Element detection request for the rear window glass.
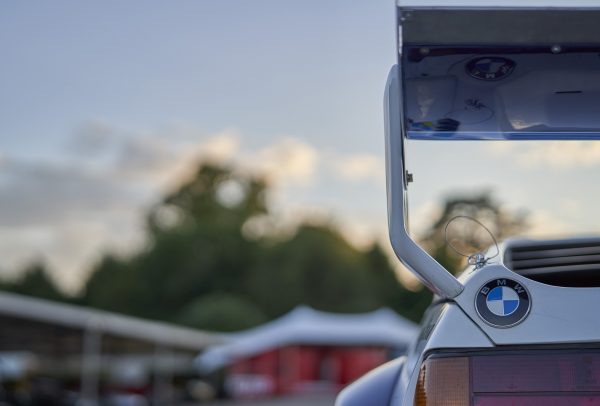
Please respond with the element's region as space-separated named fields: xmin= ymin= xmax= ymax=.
xmin=402 ymin=46 xmax=600 ymax=140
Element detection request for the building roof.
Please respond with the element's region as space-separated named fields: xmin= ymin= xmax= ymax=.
xmin=0 ymin=291 xmax=223 ymax=351
xmin=195 ymin=306 xmax=419 ymax=373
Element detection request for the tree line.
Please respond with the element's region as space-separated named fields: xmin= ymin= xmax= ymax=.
xmin=0 ymin=163 xmax=526 ymax=330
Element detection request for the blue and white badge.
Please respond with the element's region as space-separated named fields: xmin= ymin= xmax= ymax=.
xmin=466 ymin=57 xmax=516 ymax=81
xmin=475 ymin=278 xmax=530 ymax=328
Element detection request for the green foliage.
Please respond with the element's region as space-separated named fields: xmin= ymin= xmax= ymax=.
xmin=78 ymin=164 xmax=266 ymax=322
xmin=176 ymin=293 xmax=267 ymax=332
xmin=365 ymin=244 xmax=433 ymax=323
xmin=76 ymin=162 xmax=429 ymax=326
xmin=245 ymin=225 xmax=382 ymax=318
xmin=4 ymin=263 xmax=65 ymax=302
xmin=1 ymin=162 xmax=527 ymax=328
xmin=419 ymin=192 xmax=528 ymax=274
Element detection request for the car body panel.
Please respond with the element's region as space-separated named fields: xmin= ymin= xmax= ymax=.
xmin=335 ymin=357 xmax=405 ymax=406
xmin=454 ymin=264 xmax=600 ymax=345
xmin=395 ymin=303 xmax=494 ymax=405
xmin=338 ymin=3 xmax=600 ymax=405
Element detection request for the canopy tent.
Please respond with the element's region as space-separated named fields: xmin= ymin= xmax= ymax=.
xmin=195 ymin=306 xmax=418 ymax=373
xmin=0 ymin=291 xmax=224 ymax=404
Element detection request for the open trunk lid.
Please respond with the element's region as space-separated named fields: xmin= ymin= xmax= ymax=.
xmin=397 ymin=2 xmax=600 ymax=140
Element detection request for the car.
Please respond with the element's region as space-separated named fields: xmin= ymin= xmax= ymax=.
xmin=337 ymin=2 xmax=600 ymax=405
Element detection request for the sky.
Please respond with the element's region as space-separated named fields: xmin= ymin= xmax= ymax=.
xmin=0 ymin=1 xmax=398 ymax=291
xmin=1 ymin=1 xmax=600 ymax=292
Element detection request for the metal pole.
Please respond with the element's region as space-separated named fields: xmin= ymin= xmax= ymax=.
xmin=80 ymin=318 xmax=103 ymax=406
xmin=152 ymin=344 xmax=173 ymax=406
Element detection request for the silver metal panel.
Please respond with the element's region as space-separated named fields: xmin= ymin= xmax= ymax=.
xmin=385 ymin=66 xmax=464 ymax=299
xmin=400 ymin=9 xmax=600 ymax=45
xmin=335 ymin=357 xmax=406 ymax=406
xmin=397 ymin=0 xmax=600 ymax=8
xmin=455 ymin=264 xmax=600 ymax=345
xmin=426 ymin=305 xmax=495 ymax=350
xmin=393 ymin=304 xmax=494 ymax=405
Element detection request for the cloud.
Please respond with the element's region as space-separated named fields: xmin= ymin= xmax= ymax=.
xmin=0 ymin=122 xmax=393 ymax=292
xmin=0 ymin=124 xmax=326 ymax=290
xmin=487 ymin=141 xmax=600 ymax=169
xmin=197 ymin=130 xmax=240 ymax=162
xmin=114 ymin=128 xmax=241 ymax=181
xmin=409 ymin=199 xmax=442 ymax=237
xmin=0 ymin=159 xmax=138 ymax=227
xmin=558 ymin=198 xmax=581 ymax=215
xmin=526 ymin=210 xmax=575 ymax=238
xmin=150 ymin=129 xmax=241 ymax=189
xmin=66 ymin=121 xmax=242 ymax=192
xmin=67 ymin=121 xmax=240 ymax=181
xmin=0 ymin=216 xmax=145 ymax=294
xmin=248 ymin=137 xmax=319 ymax=187
xmin=68 ymin=120 xmax=118 ymax=156
xmin=0 ymin=123 xmax=244 ymax=291
xmin=332 ymin=154 xmax=384 ymax=183
xmin=0 ymin=156 xmax=150 ymax=291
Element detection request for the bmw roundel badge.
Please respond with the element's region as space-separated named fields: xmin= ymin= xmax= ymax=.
xmin=475 ymin=278 xmax=531 ymax=328
xmin=466 ymin=57 xmax=516 ymax=81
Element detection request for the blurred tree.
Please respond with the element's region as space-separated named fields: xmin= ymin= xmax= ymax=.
xmin=365 ymin=244 xmax=433 ymax=323
xmin=245 ymin=225 xmax=381 ymax=318
xmin=81 ymin=163 xmax=267 ymax=321
xmin=419 ymin=191 xmax=528 ymax=274
xmin=5 ymin=263 xmax=65 ymax=302
xmin=1 ymin=162 xmax=528 ymax=328
xmin=176 ymin=293 xmax=267 ymax=332
xmin=78 ymin=162 xmax=434 ymax=326
xmin=375 ymin=191 xmax=529 ymax=319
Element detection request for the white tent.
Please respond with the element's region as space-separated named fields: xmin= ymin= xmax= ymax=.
xmin=195 ymin=306 xmax=419 ymax=373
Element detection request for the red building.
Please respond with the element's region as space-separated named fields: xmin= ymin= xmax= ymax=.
xmin=196 ymin=307 xmax=418 ymax=399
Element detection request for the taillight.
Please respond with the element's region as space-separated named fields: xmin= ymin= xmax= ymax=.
xmin=415 ymin=349 xmax=600 ymax=406
xmin=415 ymin=356 xmax=470 ymax=405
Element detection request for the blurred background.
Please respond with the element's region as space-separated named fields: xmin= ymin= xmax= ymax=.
xmin=1 ymin=1 xmax=599 ymax=405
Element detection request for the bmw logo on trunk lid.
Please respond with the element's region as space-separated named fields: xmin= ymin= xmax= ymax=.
xmin=466 ymin=57 xmax=516 ymax=81
xmin=475 ymin=278 xmax=531 ymax=328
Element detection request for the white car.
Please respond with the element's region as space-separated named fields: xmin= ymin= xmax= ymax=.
xmin=338 ymin=2 xmax=600 ymax=405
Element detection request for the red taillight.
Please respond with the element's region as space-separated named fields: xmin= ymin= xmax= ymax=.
xmin=415 ymin=350 xmax=600 ymax=406
xmin=474 ymin=396 xmax=600 ymax=406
